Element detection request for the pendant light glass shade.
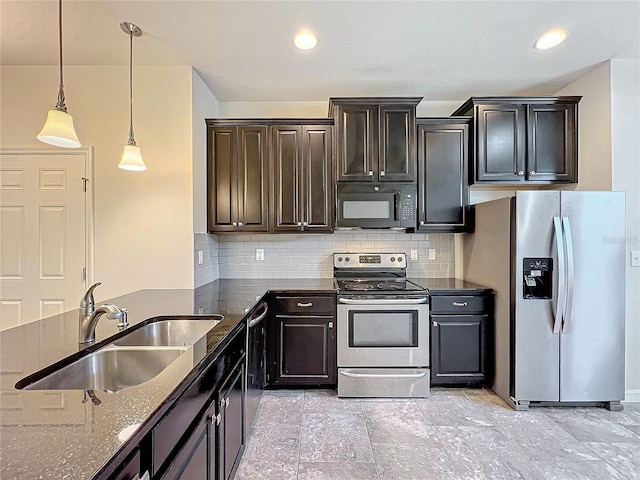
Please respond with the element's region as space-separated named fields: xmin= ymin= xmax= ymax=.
xmin=37 ymin=0 xmax=81 ymax=148
xmin=119 ymin=22 xmax=146 ymax=171
xmin=37 ymin=109 xmax=81 ymax=148
xmin=119 ymin=144 xmax=146 ymax=171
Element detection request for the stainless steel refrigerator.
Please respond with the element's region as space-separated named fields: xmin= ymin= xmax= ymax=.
xmin=463 ymin=191 xmax=625 ymax=410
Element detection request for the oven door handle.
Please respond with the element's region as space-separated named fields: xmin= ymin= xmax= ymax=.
xmin=338 ymin=297 xmax=428 ymax=305
xmin=339 ymin=370 xmax=429 ymax=379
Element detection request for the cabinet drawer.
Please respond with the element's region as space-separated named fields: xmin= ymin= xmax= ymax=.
xmin=274 ymin=295 xmax=335 ymax=314
xmin=430 ymin=295 xmax=488 ymax=314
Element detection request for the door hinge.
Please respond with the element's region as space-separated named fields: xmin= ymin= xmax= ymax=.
xmin=82 ymin=177 xmax=89 ymax=192
xmin=82 ymin=267 xmax=86 ymax=281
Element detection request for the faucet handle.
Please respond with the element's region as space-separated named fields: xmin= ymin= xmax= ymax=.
xmin=117 ymin=308 xmax=129 ymax=331
xmin=80 ymin=282 xmax=102 ymax=312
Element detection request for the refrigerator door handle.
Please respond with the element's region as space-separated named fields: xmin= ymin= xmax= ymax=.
xmin=562 ymin=216 xmax=575 ymax=334
xmin=553 ymin=216 xmax=566 ymax=334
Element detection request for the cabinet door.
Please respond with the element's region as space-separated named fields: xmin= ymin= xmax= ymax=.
xmin=274 ymin=315 xmax=336 ymax=385
xmin=302 ymin=125 xmax=333 ymax=232
xmin=430 ymin=314 xmax=487 ymax=385
xmin=271 ymin=125 xmax=303 ymax=231
xmin=526 ymin=103 xmax=577 ymax=182
xmin=217 ymin=359 xmax=246 ymax=480
xmin=208 ymin=126 xmax=238 ymax=232
xmin=159 ymin=420 xmax=208 ymax=480
xmin=379 ymin=104 xmax=416 ymax=182
xmin=417 ymin=120 xmax=470 ymax=232
xmin=335 ymin=105 xmax=377 ymax=181
xmin=475 ymin=104 xmax=526 ymax=182
xmin=237 ymin=126 xmax=268 ymax=231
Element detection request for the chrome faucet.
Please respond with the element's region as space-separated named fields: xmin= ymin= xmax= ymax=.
xmin=78 ymin=282 xmax=129 ymax=344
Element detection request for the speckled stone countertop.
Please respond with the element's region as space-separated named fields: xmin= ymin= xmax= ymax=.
xmin=0 ymin=278 xmax=335 ymax=480
xmin=408 ymin=278 xmax=493 ymax=294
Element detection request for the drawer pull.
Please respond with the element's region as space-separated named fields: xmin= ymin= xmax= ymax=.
xmin=432 ymin=321 xmax=438 ymax=327
xmin=211 ymin=413 xmax=221 ymax=426
xmin=297 ymin=302 xmax=313 ymax=307
xmin=452 ymin=302 xmax=468 ymax=307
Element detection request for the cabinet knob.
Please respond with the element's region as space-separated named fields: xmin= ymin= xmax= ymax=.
xmin=328 ymin=322 xmax=334 ymax=329
xmin=517 ymin=171 xmax=524 ymax=176
xmin=420 ymin=221 xmax=425 ymax=226
xmin=211 ymin=413 xmax=221 ymax=426
xmin=297 ymin=222 xmax=302 ymax=226
xmin=232 ymin=222 xmax=238 ymax=227
xmin=380 ymin=170 xmax=385 ymax=176
xmin=238 ymin=222 xmax=243 ymax=227
xmin=303 ymin=221 xmax=308 ymax=227
xmin=432 ymin=321 xmax=438 ymax=327
xmin=225 ymin=397 xmax=230 ymax=408
xmin=368 ymin=171 xmax=374 ymax=176
xmin=529 ymin=171 xmax=536 ymax=175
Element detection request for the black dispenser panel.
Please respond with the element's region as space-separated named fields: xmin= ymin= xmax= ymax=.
xmin=523 ymin=257 xmax=552 ymax=299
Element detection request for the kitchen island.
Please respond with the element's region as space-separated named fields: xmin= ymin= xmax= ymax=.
xmin=0 ymin=279 xmax=332 ymax=480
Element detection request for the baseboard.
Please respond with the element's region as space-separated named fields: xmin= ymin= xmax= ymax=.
xmin=624 ymin=389 xmax=640 ymax=402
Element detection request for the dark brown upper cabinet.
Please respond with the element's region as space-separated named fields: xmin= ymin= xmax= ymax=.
xmin=329 ymin=97 xmax=422 ymax=182
xmin=452 ymin=97 xmax=580 ymax=185
xmin=416 ymin=118 xmax=472 ymax=233
xmin=270 ymin=122 xmax=333 ymax=233
xmin=207 ymin=122 xmax=268 ymax=232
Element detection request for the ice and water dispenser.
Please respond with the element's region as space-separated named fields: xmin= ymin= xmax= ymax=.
xmin=523 ymin=258 xmax=552 ymax=299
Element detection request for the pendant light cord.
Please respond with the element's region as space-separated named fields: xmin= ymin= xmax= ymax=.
xmin=127 ymin=26 xmax=136 ymax=145
xmin=55 ymin=0 xmax=67 ymax=112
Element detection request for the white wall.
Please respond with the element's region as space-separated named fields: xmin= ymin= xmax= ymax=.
xmin=1 ymin=65 xmax=196 ymax=300
xmin=555 ymin=62 xmax=613 ymax=190
xmin=555 ymin=59 xmax=640 ymax=398
xmin=610 ymin=59 xmax=640 ymax=398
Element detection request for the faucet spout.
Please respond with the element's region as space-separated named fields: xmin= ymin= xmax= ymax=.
xmin=78 ymin=283 xmax=128 ymax=344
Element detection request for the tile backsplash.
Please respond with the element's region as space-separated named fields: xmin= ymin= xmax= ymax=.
xmin=196 ymin=231 xmax=455 ymax=280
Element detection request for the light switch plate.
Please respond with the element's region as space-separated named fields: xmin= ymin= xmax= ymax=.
xmin=632 ymin=250 xmax=640 ymax=267
xmin=428 ymin=249 xmax=437 ymax=260
xmin=197 ymin=250 xmax=203 ymax=265
xmin=410 ymin=249 xmax=418 ymax=261
xmin=256 ymin=248 xmax=264 ymax=261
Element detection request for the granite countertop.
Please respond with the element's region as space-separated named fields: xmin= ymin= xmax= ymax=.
xmin=0 ymin=278 xmax=335 ymax=480
xmin=409 ymin=277 xmax=493 ymax=294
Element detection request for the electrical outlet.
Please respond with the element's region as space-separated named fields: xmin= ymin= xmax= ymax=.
xmin=632 ymin=251 xmax=640 ymax=267
xmin=256 ymin=248 xmax=264 ymax=261
xmin=197 ymin=250 xmax=203 ymax=265
xmin=198 ymin=306 xmax=204 ymax=314
xmin=410 ymin=249 xmax=418 ymax=261
xmin=428 ymin=249 xmax=437 ymax=261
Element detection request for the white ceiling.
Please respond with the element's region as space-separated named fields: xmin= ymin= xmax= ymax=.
xmin=2 ymin=0 xmax=639 ymax=102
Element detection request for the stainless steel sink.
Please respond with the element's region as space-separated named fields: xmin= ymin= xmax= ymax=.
xmin=20 ymin=346 xmax=188 ymax=391
xmin=111 ymin=317 xmax=222 ymax=347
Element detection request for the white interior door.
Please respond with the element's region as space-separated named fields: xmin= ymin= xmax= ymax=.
xmin=0 ymin=149 xmax=92 ymax=330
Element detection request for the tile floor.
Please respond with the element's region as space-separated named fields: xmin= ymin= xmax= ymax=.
xmin=235 ymin=388 xmax=640 ymax=480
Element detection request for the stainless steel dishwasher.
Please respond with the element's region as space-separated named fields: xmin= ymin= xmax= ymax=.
xmin=245 ymin=301 xmax=268 ymax=433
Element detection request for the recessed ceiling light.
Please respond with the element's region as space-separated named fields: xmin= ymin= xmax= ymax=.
xmin=294 ymin=32 xmax=318 ymax=50
xmin=534 ymin=29 xmax=568 ymax=50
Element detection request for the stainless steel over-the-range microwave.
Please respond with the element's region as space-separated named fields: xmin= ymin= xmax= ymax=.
xmin=335 ymin=183 xmax=417 ymax=229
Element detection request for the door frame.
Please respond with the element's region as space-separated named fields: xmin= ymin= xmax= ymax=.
xmin=0 ymin=147 xmax=95 ymax=291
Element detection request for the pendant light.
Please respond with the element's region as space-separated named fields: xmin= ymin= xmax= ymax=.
xmin=118 ymin=22 xmax=146 ymax=171
xmin=37 ymin=0 xmax=81 ymax=148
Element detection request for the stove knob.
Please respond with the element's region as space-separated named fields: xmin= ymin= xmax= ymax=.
xmin=337 ymin=257 xmax=343 ymax=262
xmin=345 ymin=257 xmax=350 ymax=262
xmin=390 ymin=257 xmax=395 ymax=262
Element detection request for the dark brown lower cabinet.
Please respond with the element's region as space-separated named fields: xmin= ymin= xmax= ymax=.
xmin=159 ymin=420 xmax=208 ymax=480
xmin=267 ymin=294 xmax=336 ymax=386
xmin=215 ymin=358 xmax=246 ymax=480
xmin=430 ymin=293 xmax=493 ymax=386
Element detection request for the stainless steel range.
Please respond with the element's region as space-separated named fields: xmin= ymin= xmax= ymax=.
xmin=334 ymin=253 xmax=430 ymax=398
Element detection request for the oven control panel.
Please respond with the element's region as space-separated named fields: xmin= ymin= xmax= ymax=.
xmin=334 ymin=253 xmax=406 ymax=268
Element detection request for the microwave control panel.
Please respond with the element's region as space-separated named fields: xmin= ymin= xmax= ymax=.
xmin=400 ymin=191 xmax=416 ymax=222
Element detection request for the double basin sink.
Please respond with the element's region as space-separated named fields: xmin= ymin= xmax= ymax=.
xmin=16 ymin=317 xmax=223 ymax=392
